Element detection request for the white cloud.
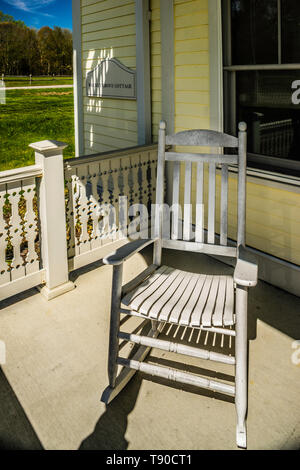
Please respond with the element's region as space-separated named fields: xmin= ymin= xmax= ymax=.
xmin=3 ymin=0 xmax=56 ymax=15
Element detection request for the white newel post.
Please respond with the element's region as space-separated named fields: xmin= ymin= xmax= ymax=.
xmin=29 ymin=140 xmax=74 ymax=300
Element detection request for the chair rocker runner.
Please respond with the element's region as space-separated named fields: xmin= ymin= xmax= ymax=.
xmin=101 ymin=121 xmax=258 ymax=449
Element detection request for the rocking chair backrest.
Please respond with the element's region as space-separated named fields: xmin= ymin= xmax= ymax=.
xmin=154 ymin=121 xmax=247 ymax=260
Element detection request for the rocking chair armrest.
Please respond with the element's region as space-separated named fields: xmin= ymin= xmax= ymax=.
xmin=103 ymin=238 xmax=158 ymax=266
xmin=234 ymin=245 xmax=258 ymax=288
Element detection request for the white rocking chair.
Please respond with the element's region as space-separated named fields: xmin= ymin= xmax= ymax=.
xmin=101 ymin=121 xmax=258 ymax=449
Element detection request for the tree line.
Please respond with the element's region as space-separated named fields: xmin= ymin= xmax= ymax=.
xmin=0 ymin=11 xmax=73 ymax=76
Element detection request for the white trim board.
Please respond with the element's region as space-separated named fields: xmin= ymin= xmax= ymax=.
xmin=72 ymin=0 xmax=84 ymax=157
xmin=208 ymin=0 xmax=223 ymax=132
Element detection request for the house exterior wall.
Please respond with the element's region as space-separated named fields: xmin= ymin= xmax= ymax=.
xmin=77 ymin=0 xmax=300 ymax=271
xmin=81 ymin=0 xmax=138 ymax=154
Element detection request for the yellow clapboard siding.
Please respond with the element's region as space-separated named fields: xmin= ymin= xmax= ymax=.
xmin=84 ymin=124 xmax=137 ymax=144
xmin=82 ymin=24 xmax=136 ymax=43
xmin=82 ymin=0 xmax=133 ymax=16
xmin=82 ymin=0 xmax=137 ymax=154
xmin=176 ymin=103 xmax=209 ymax=117
xmin=150 ymin=0 xmax=161 ymax=142
xmin=175 ymin=65 xmax=209 ymax=78
xmin=175 ymin=51 xmax=209 ymax=66
xmin=84 ymin=97 xmax=137 ymax=112
xmin=176 ymin=78 xmax=209 ymax=91
xmin=176 ymin=91 xmax=209 ymax=105
xmin=84 ymin=131 xmax=137 ymax=149
xmin=82 ymin=4 xmax=135 ymax=26
xmin=84 ymin=140 xmax=118 ymax=154
xmin=82 ymin=35 xmax=136 ymax=52
xmin=84 ymin=113 xmax=137 ymax=133
xmin=175 ymin=25 xmax=208 ymax=41
xmin=83 ymin=46 xmax=136 ymax=61
xmin=84 ymin=56 xmax=136 ymax=70
xmin=175 ymin=38 xmax=209 ymax=53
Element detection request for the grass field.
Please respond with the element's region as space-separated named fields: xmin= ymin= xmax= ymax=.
xmin=0 ymin=88 xmax=75 ymax=171
xmin=2 ymin=76 xmax=73 ymax=88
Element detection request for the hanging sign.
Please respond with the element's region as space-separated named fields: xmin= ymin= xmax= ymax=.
xmin=86 ymin=58 xmax=136 ymax=100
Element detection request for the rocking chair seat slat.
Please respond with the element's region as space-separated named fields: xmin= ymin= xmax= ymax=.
xmin=121 ymin=266 xmax=235 ymax=328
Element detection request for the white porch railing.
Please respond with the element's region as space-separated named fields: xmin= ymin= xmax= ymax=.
xmin=0 ymin=165 xmax=44 ymax=301
xmin=0 ymin=142 xmax=158 ymax=302
xmin=64 ymin=145 xmax=158 ymax=271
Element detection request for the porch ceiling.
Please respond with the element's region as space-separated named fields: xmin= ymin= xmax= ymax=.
xmin=0 ymin=248 xmax=299 ymax=450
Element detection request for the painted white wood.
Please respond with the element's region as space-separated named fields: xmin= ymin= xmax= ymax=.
xmin=122 ymin=264 xmax=158 ymax=296
xmin=234 ymin=245 xmax=258 ymax=287
xmin=208 ymin=163 xmax=216 ymax=244
xmin=72 ymin=0 xmax=84 ymax=157
xmin=30 ymin=140 xmax=74 ymax=297
xmin=0 ymin=269 xmax=46 ymax=302
xmin=212 ymin=276 xmax=227 ymax=327
xmin=23 ymin=177 xmax=40 ymax=276
xmin=136 ymin=0 xmax=152 ymax=145
xmin=101 ymin=323 xmax=164 ymax=405
xmin=104 ymin=238 xmax=156 ymax=265
xmin=149 ymin=269 xmax=189 ymax=320
xmin=178 ymin=274 xmax=206 ymax=326
xmin=195 ymin=163 xmax=204 ymax=243
xmin=190 ymin=276 xmax=213 ymax=327
xmin=122 ymin=265 xmax=170 ymax=307
xmin=162 ymin=239 xmax=237 ymax=257
xmin=0 ymin=183 xmax=10 ymax=285
xmin=160 ymin=271 xmax=194 ymax=322
xmin=165 ymin=152 xmax=238 ymax=165
xmin=165 ymin=129 xmax=238 ymax=147
xmin=223 ymin=276 xmax=235 ymax=326
xmin=7 ymin=180 xmax=24 ymax=281
xmin=183 ymin=162 xmax=192 ymax=241
xmin=171 ymin=161 xmax=180 ymax=240
xmin=119 ymin=331 xmax=236 ymax=365
xmin=237 ymin=122 xmax=247 ymax=247
xmin=201 ymin=276 xmax=220 ymax=327
xmin=0 ymin=165 xmax=42 ymax=184
xmin=235 ymin=285 xmax=248 ymax=448
xmin=220 ymin=165 xmax=228 ymax=246
xmin=138 ymin=268 xmax=180 ymax=314
xmin=118 ymin=357 xmax=235 ymax=396
xmin=209 ymin=0 xmax=224 ymax=133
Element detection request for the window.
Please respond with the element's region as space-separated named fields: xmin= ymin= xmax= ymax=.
xmin=222 ymin=0 xmax=300 ymax=175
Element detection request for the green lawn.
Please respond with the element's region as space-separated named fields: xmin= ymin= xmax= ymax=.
xmin=0 ymin=88 xmax=75 ymax=171
xmin=2 ymin=76 xmax=73 ymax=88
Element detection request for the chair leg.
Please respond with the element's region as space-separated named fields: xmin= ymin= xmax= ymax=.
xmin=107 ymin=264 xmax=123 ymax=388
xmin=235 ymin=285 xmax=248 ymax=449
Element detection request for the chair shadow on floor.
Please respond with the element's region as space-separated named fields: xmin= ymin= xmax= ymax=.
xmin=79 ymin=319 xmax=236 ymax=450
xmin=79 ymin=247 xmax=300 ymax=450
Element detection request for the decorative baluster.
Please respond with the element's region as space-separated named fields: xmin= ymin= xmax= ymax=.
xmin=0 ymin=184 xmax=10 ymax=285
xmin=98 ymin=158 xmax=111 ymax=245
xmin=77 ymin=165 xmax=91 ymax=254
xmin=118 ymin=159 xmax=127 ymax=240
xmin=7 ymin=181 xmax=25 ymax=281
xmin=89 ymin=161 xmax=102 ymax=251
xmin=64 ymin=166 xmax=76 ymax=260
xmin=110 ymin=157 xmax=121 ymax=240
xmin=23 ymin=177 xmax=39 ymax=275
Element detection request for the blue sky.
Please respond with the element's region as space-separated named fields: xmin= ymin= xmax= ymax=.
xmin=0 ymin=0 xmax=72 ymax=30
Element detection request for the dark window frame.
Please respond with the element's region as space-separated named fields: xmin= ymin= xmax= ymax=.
xmin=222 ymin=0 xmax=300 ymax=176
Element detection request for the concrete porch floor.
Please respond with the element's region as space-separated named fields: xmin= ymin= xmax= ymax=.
xmin=0 ymin=247 xmax=299 ymax=450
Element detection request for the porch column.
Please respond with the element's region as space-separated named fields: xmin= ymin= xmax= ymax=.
xmin=136 ymin=0 xmax=152 ymax=145
xmin=30 ymin=140 xmax=74 ymax=300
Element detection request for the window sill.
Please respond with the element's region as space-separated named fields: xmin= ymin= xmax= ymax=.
xmin=224 ymin=165 xmax=300 ymax=193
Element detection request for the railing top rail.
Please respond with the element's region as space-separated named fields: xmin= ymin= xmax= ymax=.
xmin=0 ymin=164 xmax=43 ymax=185
xmin=64 ymin=143 xmax=158 ymax=169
